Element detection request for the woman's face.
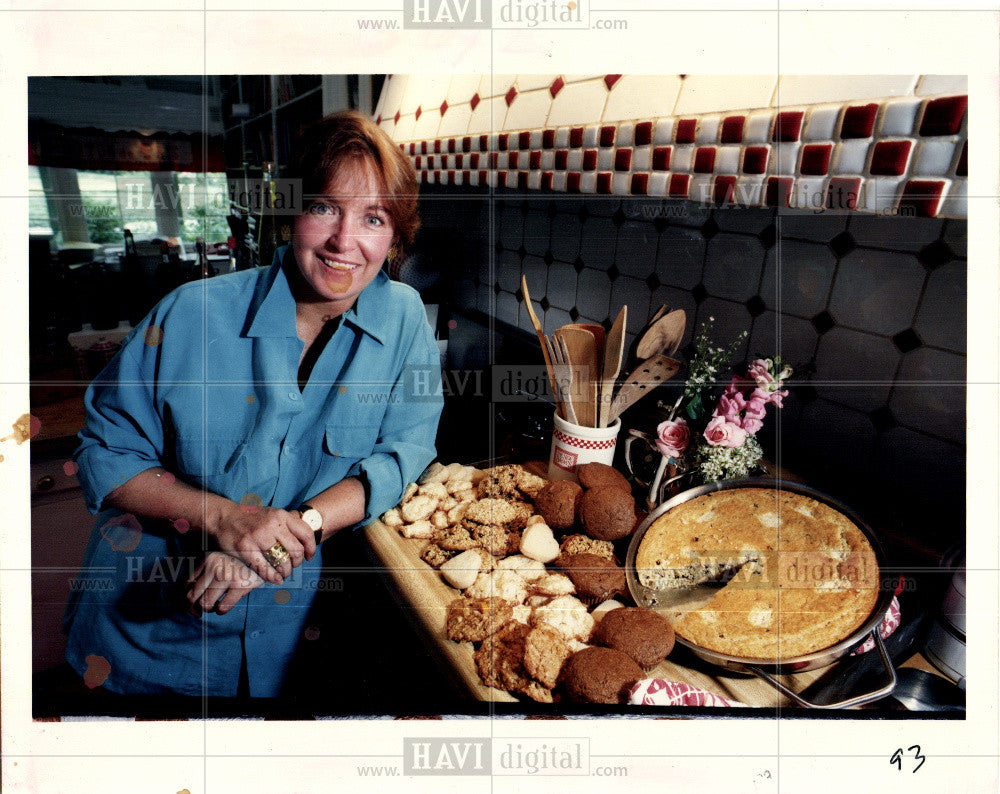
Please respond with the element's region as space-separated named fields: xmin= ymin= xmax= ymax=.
xmin=292 ymin=155 xmax=395 ymax=315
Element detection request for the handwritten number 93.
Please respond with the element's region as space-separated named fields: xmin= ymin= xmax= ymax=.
xmin=891 ymin=745 xmax=926 ymax=773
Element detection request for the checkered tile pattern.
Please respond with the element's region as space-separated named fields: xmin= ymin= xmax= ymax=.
xmin=391 ymin=93 xmax=967 ymax=219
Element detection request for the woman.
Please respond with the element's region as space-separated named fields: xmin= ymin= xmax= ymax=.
xmin=63 ymin=110 xmax=442 ymax=697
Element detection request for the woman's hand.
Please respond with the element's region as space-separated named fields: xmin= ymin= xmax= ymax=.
xmin=187 ymin=552 xmax=264 ymax=615
xmin=207 ymin=502 xmax=317 ymax=584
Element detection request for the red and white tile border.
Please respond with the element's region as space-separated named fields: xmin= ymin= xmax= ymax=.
xmin=376 ymin=75 xmax=967 ymax=219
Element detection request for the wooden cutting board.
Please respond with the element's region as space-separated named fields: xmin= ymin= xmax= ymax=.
xmin=364 ymin=508 xmax=841 ymax=708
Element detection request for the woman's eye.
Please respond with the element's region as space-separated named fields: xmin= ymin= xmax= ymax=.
xmin=366 ymin=214 xmax=385 ymax=226
xmin=308 ymin=202 xmax=336 ymax=216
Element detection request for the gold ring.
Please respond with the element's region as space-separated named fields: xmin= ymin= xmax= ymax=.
xmin=263 ymin=542 xmax=290 ymax=569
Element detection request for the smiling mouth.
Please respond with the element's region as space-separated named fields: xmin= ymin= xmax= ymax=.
xmin=320 ymin=256 xmax=362 ymax=271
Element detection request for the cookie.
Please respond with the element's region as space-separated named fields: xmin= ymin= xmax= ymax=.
xmin=533 ymin=480 xmax=583 ymax=530
xmin=531 ymin=572 xmax=576 ymax=598
xmin=559 ymin=646 xmax=645 ymax=704
xmin=440 ymin=549 xmax=485 ymax=590
xmin=420 ymin=543 xmax=458 ymax=568
xmin=592 ymin=607 xmax=675 ymax=669
xmin=437 ymin=524 xmax=479 ymax=551
xmin=474 ymin=621 xmax=532 ymax=691
xmin=531 ymin=595 xmax=594 ymax=642
xmin=471 ymin=523 xmax=513 ymax=557
xmin=579 ymin=486 xmax=637 ymax=541
xmin=445 ymin=596 xmax=514 ymax=643
xmin=558 ymin=534 xmax=616 ymax=561
xmin=476 ymin=465 xmax=527 ymax=501
xmin=465 ymin=569 xmax=529 ymax=603
xmin=558 ymin=552 xmax=628 ymax=604
xmin=577 ymin=462 xmax=631 ymax=494
xmin=524 ymin=625 xmax=573 ymax=688
xmin=464 ymin=497 xmax=522 ymax=529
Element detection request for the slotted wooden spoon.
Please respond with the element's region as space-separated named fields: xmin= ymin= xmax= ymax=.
xmin=607 ymin=354 xmax=682 ymax=423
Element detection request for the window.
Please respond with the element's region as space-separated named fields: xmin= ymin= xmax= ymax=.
xmin=30 ymin=166 xmax=230 ymax=248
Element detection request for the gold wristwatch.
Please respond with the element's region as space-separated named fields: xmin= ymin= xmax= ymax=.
xmin=298 ymin=504 xmax=323 ymax=544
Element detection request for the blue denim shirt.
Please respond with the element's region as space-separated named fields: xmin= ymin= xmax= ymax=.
xmin=64 ymin=249 xmax=442 ymax=696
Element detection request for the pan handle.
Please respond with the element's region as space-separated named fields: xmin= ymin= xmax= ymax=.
xmin=746 ymin=630 xmax=897 ymax=709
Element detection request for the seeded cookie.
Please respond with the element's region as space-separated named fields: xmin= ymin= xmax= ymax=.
xmin=558 ymin=534 xmax=616 ymax=562
xmin=474 ymin=621 xmax=532 ymax=691
xmin=437 ymin=524 xmax=479 ymax=551
xmin=524 ymin=625 xmax=574 ymax=688
xmin=463 ymin=498 xmax=522 ymax=531
xmin=475 ymin=465 xmax=524 ymax=501
xmin=420 ymin=543 xmax=459 ymax=568
xmin=445 ymin=596 xmax=514 ymax=643
xmin=471 ymin=523 xmax=513 ymax=557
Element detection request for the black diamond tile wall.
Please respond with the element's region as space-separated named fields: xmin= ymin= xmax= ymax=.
xmin=427 ymin=185 xmax=965 ymax=544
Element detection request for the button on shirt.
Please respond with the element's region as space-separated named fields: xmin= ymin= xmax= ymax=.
xmin=64 ymin=250 xmax=443 ymax=696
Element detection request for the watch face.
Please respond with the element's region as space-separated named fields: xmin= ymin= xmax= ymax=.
xmin=301 ymin=508 xmax=323 ymax=531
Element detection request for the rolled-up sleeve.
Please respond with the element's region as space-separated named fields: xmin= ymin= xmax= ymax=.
xmin=346 ymin=311 xmax=443 ymax=524
xmin=74 ymin=331 xmax=165 ymax=514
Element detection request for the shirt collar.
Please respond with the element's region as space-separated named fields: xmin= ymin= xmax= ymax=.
xmin=244 ymin=245 xmax=390 ymax=345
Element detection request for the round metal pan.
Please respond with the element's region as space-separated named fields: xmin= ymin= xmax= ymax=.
xmin=625 ymin=477 xmax=897 ymax=708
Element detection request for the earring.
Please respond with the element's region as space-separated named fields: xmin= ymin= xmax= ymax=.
xmin=386 ymin=244 xmax=399 ymax=262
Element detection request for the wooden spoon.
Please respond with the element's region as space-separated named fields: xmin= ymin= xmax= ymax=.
xmin=599 ymin=306 xmax=627 ymax=427
xmin=635 ymin=309 xmax=687 ymax=359
xmin=607 ymin=354 xmax=682 ymax=423
xmin=555 ymin=325 xmax=600 ymax=427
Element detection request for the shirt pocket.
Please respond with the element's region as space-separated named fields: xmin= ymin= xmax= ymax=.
xmin=322 ymin=422 xmax=378 ymax=465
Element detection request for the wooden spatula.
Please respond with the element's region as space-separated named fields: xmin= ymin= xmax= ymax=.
xmin=599 ymin=306 xmax=627 ymax=427
xmin=607 ymin=354 xmax=682 ymax=423
xmin=556 ymin=325 xmax=600 ymax=427
xmin=520 ymin=275 xmax=559 ymax=401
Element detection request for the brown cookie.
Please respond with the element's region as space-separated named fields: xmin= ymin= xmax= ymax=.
xmin=534 ymin=480 xmax=583 ymax=530
xmin=445 ymin=596 xmax=515 ymax=643
xmin=474 ymin=620 xmax=532 ymax=691
xmin=558 ymin=646 xmax=645 ymax=704
xmin=579 ymin=485 xmax=637 ymax=541
xmin=438 ymin=524 xmax=479 ymax=551
xmin=476 ymin=465 xmax=526 ymax=501
xmin=592 ymin=607 xmax=675 ymax=669
xmin=420 ymin=543 xmax=459 ymax=568
xmin=577 ymin=462 xmax=631 ymax=494
xmin=524 ymin=625 xmax=573 ymax=689
xmin=558 ymin=552 xmax=628 ymax=603
xmin=464 ymin=497 xmax=521 ymax=529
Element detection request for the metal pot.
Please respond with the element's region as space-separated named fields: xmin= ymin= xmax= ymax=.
xmin=625 ymin=477 xmax=897 ymax=709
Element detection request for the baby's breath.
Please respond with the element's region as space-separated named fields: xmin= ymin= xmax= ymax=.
xmin=690 ymin=436 xmax=764 ymax=481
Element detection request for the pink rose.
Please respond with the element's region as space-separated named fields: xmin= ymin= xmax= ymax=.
xmin=656 ymin=418 xmax=690 ymax=459
xmin=748 ymin=359 xmax=777 ymax=391
xmin=703 ymin=415 xmax=747 ymax=448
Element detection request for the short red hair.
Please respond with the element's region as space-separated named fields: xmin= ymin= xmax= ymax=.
xmin=290 ymin=110 xmax=420 ymax=255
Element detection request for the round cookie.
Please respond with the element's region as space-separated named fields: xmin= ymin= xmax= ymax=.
xmin=533 ymin=480 xmax=583 ymax=530
xmin=592 ymin=607 xmax=675 ymax=669
xmin=559 ymin=646 xmax=645 ymax=704
xmin=579 ymin=486 xmax=637 ymax=541
xmin=577 ymin=462 xmax=631 ymax=494
xmin=558 ymin=552 xmax=628 ymax=604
